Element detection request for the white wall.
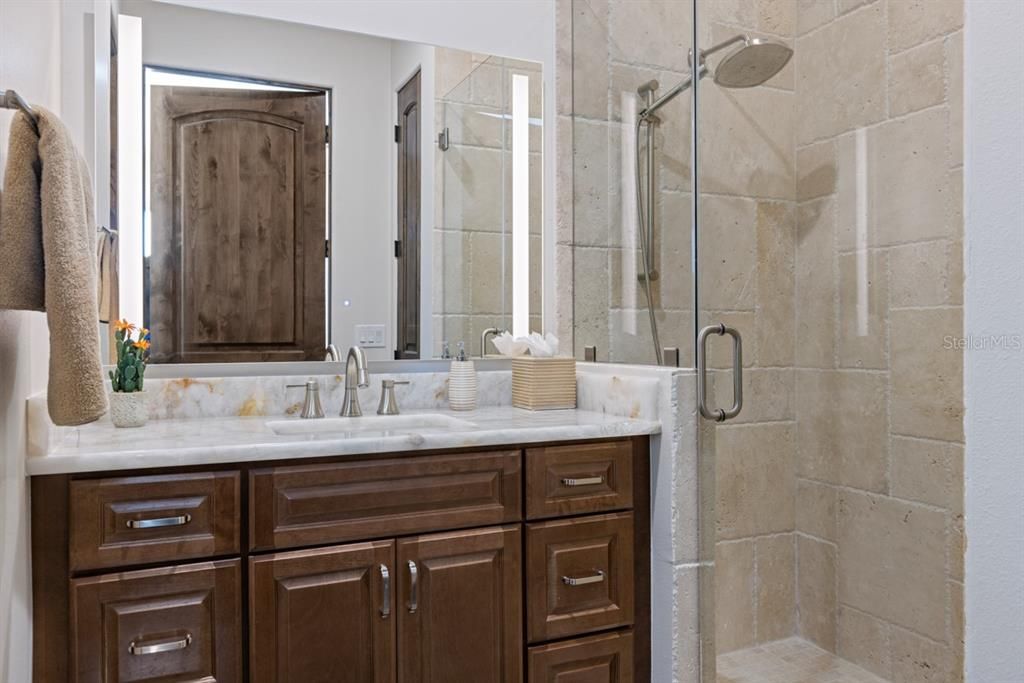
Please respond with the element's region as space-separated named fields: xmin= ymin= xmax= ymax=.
xmin=121 ymin=0 xmax=396 ymax=359
xmin=158 ymin=0 xmax=559 ymax=331
xmin=963 ymin=1 xmax=1024 ymax=680
xmin=390 ymin=42 xmax=436 ymax=358
xmin=0 ymin=3 xmax=61 ymax=679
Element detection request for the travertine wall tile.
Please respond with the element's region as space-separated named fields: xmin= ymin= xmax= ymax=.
xmin=797 ymin=0 xmax=834 ymax=35
xmin=837 ymin=250 xmax=888 ymax=369
xmin=890 ymin=436 xmax=962 ymax=509
xmin=698 ymin=196 xmax=758 ymax=310
xmin=796 ymin=478 xmax=837 ymax=542
xmin=716 ymin=540 xmax=756 ymax=652
xmin=890 ymin=625 xmax=952 ymax=683
xmin=608 ymin=0 xmax=692 ymax=71
xmin=716 ymin=423 xmax=796 ymax=539
xmin=796 ymin=138 xmax=837 ymax=201
xmin=888 ymin=240 xmax=960 ymax=308
xmin=837 ymin=605 xmax=892 ymax=680
xmin=888 ymin=38 xmax=946 ymax=117
xmin=946 ymin=31 xmax=964 ymax=167
xmin=797 ymin=535 xmax=837 ymax=649
xmin=887 ymin=0 xmax=963 ymax=53
xmin=756 ymin=534 xmax=796 ymax=641
xmin=755 ymin=201 xmax=797 ymax=366
xmin=795 ymin=198 xmax=836 ymax=367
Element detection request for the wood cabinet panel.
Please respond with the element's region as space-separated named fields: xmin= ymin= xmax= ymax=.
xmin=70 ymin=559 xmax=241 ymax=683
xmin=398 ymin=526 xmax=522 ymax=683
xmin=526 ymin=513 xmax=635 ymax=643
xmin=70 ymin=471 xmax=240 ymax=571
xmin=525 ymin=441 xmax=633 ymax=520
xmin=528 ymin=631 xmax=634 ymax=683
xmin=250 ymin=451 xmax=521 ymax=550
xmin=250 ymin=540 xmax=396 ymax=683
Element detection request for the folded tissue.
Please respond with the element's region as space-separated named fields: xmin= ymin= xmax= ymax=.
xmin=492 ymin=332 xmax=562 ymax=357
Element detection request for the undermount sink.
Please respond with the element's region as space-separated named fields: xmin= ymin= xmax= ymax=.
xmin=266 ymin=413 xmax=476 ymax=436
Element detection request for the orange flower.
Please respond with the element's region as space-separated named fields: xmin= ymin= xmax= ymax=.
xmin=114 ymin=319 xmax=136 ymax=333
xmin=133 ymin=339 xmax=150 ymax=351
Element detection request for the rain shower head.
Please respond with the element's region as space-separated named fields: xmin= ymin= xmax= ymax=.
xmin=711 ymin=37 xmax=793 ymax=88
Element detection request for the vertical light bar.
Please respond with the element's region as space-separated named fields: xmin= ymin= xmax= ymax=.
xmin=118 ymin=14 xmax=143 ymax=325
xmin=620 ymin=91 xmax=638 ymax=336
xmin=512 ymin=73 xmax=529 ymax=337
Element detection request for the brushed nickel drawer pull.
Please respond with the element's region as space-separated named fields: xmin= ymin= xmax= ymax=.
xmin=129 ymin=633 xmax=192 ymax=656
xmin=379 ymin=564 xmax=391 ymax=618
xmin=126 ymin=514 xmax=192 ymax=529
xmin=561 ymin=476 xmax=604 ymax=487
xmin=562 ymin=570 xmax=605 ymax=586
xmin=407 ymin=560 xmax=418 ymax=614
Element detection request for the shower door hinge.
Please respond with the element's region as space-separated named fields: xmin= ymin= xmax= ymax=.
xmin=394 ymin=240 xmax=403 ymax=258
xmin=325 ymin=240 xmax=331 ymax=258
xmin=394 ymin=124 xmax=401 ymax=143
xmin=325 ymin=125 xmax=331 ymax=144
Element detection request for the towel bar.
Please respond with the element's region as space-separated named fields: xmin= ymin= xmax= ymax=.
xmin=0 ymin=88 xmax=40 ymax=134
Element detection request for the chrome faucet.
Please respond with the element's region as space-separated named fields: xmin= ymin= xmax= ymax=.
xmin=325 ymin=344 xmax=341 ymax=362
xmin=286 ymin=379 xmax=325 ymax=419
xmin=340 ymin=346 xmax=370 ymax=417
xmin=480 ymin=327 xmax=504 ymax=357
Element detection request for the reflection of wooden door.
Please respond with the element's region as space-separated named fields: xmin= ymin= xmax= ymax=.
xmin=395 ymin=72 xmax=420 ymax=359
xmin=250 ymin=541 xmax=396 ymax=683
xmin=150 ymin=86 xmax=326 ymax=363
xmin=397 ymin=526 xmax=522 ymax=683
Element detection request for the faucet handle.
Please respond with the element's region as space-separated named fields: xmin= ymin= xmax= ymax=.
xmin=286 ymin=380 xmax=324 ymax=419
xmin=377 ymin=379 xmax=410 ymax=415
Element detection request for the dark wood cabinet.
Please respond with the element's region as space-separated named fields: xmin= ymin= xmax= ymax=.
xmin=250 ymin=540 xmax=396 ymax=683
xmin=397 ymin=526 xmax=522 ymax=683
xmin=32 ymin=437 xmax=650 ymax=683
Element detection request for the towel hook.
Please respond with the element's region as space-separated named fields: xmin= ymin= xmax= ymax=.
xmin=0 ymin=89 xmax=40 ymax=135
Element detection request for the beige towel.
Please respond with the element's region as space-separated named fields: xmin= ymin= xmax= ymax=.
xmin=0 ymin=108 xmax=107 ymax=426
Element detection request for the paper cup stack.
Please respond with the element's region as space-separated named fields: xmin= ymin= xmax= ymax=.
xmin=448 ymin=360 xmax=478 ymax=411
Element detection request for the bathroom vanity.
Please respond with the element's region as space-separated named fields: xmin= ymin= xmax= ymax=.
xmin=28 ymin=408 xmax=656 ymax=683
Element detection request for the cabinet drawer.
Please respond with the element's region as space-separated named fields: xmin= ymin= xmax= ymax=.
xmin=526 ymin=512 xmax=634 ymax=642
xmin=250 ymin=450 xmax=521 ymax=550
xmin=69 ymin=471 xmax=240 ymax=571
xmin=528 ymin=630 xmax=634 ymax=683
xmin=526 ymin=441 xmax=633 ymax=520
xmin=70 ymin=559 xmax=241 ymax=683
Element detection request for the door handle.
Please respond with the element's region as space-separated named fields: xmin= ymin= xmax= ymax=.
xmin=128 ymin=633 xmax=192 ymax=656
xmin=379 ymin=564 xmax=391 ymax=619
xmin=697 ymin=323 xmax=743 ymax=422
xmin=407 ymin=560 xmax=418 ymax=614
xmin=562 ymin=570 xmax=605 ymax=586
xmin=561 ymin=476 xmax=604 ymax=487
xmin=126 ymin=514 xmax=191 ymax=529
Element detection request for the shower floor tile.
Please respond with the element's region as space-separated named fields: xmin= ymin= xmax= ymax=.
xmin=717 ymin=637 xmax=888 ymax=683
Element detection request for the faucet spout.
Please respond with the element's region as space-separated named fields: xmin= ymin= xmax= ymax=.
xmin=341 ymin=346 xmax=370 ymax=417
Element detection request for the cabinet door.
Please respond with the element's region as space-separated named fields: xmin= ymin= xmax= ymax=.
xmin=397 ymin=526 xmax=522 ymax=683
xmin=250 ymin=540 xmax=396 ymax=683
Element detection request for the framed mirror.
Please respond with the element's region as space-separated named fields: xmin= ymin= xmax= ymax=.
xmin=111 ymin=0 xmax=551 ymax=364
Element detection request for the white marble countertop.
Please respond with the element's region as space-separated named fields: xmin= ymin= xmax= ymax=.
xmin=26 ymin=407 xmax=661 ymax=476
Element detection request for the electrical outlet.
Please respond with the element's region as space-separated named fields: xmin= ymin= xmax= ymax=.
xmin=355 ymin=324 xmax=386 ymax=348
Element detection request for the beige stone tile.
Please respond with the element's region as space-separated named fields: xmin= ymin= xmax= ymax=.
xmin=795 ymin=197 xmax=836 ymax=368
xmin=890 ymin=436 xmax=962 ymax=509
xmin=796 ymin=370 xmax=888 ymax=492
xmin=555 ymin=115 xmax=575 ymax=244
xmin=756 ymin=201 xmax=796 ymax=367
xmin=442 ymin=146 xmax=505 ymax=232
xmin=797 ymin=139 xmax=837 ymax=202
xmin=702 ymin=311 xmax=757 ymax=371
xmin=756 ymin=0 xmax=797 ymax=36
xmin=698 ymin=195 xmax=758 ymax=311
xmin=724 ymin=368 xmax=796 ymax=424
xmin=469 ymin=62 xmax=503 ymax=108
xmin=797 ymin=0 xmax=835 ymax=35
xmin=699 ymin=84 xmax=795 ymax=199
xmin=572 ymin=247 xmax=610 ymax=356
xmin=837 ymin=490 xmax=947 ymax=640
xmin=443 ymin=102 xmax=504 ymax=149
xmin=469 ymin=232 xmax=507 ymax=315
xmin=795 ymin=3 xmax=886 ymax=144
xmin=701 ymin=0 xmax=757 ymax=31
xmin=555 ymin=0 xmax=574 ymax=116
xmin=837 ymin=250 xmax=888 ymax=370
xmin=889 ymin=39 xmax=946 ymax=117
xmin=838 ymin=0 xmax=875 ymax=13
xmin=608 ymin=308 xmax=692 ymax=364
xmin=890 ymin=307 xmax=964 ymax=442
xmin=837 ymin=605 xmax=892 ymax=680
xmin=890 ymin=626 xmax=952 ymax=683
xmin=889 ymin=239 xmax=961 ymax=308
xmin=837 ymin=109 xmax=953 ymax=249
xmin=946 ymin=32 xmax=963 ymax=168
xmin=948 ymin=581 xmax=964 ymax=682
xmin=716 ymin=540 xmax=757 ymax=653
xmin=948 ymin=511 xmax=965 ymax=582
xmin=796 ymin=479 xmax=837 ymax=542
xmin=798 ymin=535 xmax=837 ymax=650
xmin=888 ymin=0 xmax=963 ymax=53
xmin=657 ymin=190 xmax=695 ymax=304
xmin=756 ymin=534 xmax=796 ymax=642
xmin=716 ymin=423 xmax=796 ymax=540
xmin=608 ymin=0 xmax=693 ymax=72
xmin=572 ymin=119 xmax=622 ymax=247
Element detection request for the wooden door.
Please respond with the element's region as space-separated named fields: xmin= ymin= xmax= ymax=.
xmin=397 ymin=525 xmax=522 ymax=683
xmin=250 ymin=540 xmax=396 ymax=683
xmin=150 ymin=86 xmax=327 ymax=362
xmin=395 ymin=71 xmax=421 ymax=359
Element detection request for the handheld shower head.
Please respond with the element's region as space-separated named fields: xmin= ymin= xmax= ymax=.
xmin=712 ymin=38 xmax=793 ymax=88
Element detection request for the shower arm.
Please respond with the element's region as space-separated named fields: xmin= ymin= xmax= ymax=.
xmin=638 ymin=63 xmax=708 ymax=120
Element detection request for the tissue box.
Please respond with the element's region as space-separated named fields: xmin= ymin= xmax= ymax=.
xmin=511 ymin=357 xmax=577 ymax=410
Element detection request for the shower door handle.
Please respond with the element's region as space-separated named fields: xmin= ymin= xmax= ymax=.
xmin=697 ymin=324 xmax=743 ymax=422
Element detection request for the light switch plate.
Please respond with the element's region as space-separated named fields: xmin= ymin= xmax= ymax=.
xmin=355 ymin=324 xmax=386 ymax=348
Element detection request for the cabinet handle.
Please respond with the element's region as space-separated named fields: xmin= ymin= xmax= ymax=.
xmin=379 ymin=564 xmax=391 ymax=619
xmin=562 ymin=570 xmax=605 ymax=587
xmin=126 ymin=514 xmax=191 ymax=529
xmin=128 ymin=633 xmax=192 ymax=655
xmin=561 ymin=476 xmax=604 ymax=487
xmin=407 ymin=560 xmax=418 ymax=614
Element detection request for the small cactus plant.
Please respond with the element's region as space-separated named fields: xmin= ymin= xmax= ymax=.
xmin=109 ymin=319 xmax=150 ymax=393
